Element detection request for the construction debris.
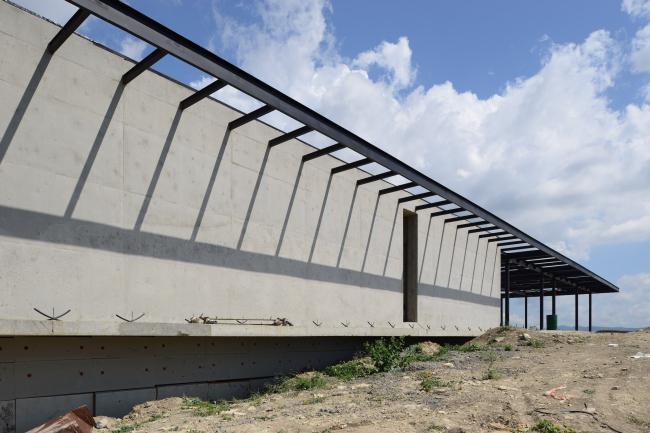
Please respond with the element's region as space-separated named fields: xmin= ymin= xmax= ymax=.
xmin=185 ymin=315 xmax=293 ymax=326
xmin=26 ymin=405 xmax=95 ymax=433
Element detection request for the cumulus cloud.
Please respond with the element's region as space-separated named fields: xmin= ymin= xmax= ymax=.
xmin=119 ymin=36 xmax=148 ymax=61
xmin=202 ymin=0 xmax=650 ymax=267
xmin=11 ymin=0 xmax=78 ymax=25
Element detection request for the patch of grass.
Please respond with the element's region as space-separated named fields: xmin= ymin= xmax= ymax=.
xmin=111 ymin=414 xmax=165 ymax=433
xmin=420 ymin=377 xmax=452 ymax=392
xmin=628 ymin=416 xmax=650 ymax=426
xmin=504 ymin=343 xmax=513 ymax=351
xmin=582 ymin=389 xmax=596 ymax=394
xmin=187 ymin=431 xmax=206 ymax=433
xmin=532 ymin=420 xmax=577 ymax=432
xmin=268 ymin=373 xmax=329 ymax=394
xmin=324 ymin=360 xmax=375 ymax=380
xmin=481 ymin=351 xmax=502 ymax=380
xmin=500 ymin=325 xmax=511 ymax=332
xmin=181 ymin=395 xmax=230 ymax=417
xmin=528 ymin=339 xmax=544 ymax=348
xmin=169 ymin=428 xmax=179 ymax=432
xmin=247 ymin=391 xmax=263 ymax=406
xmin=460 ymin=341 xmax=486 ymax=352
xmin=427 ymin=424 xmax=444 ymax=431
xmin=303 ymin=396 xmax=326 ymax=405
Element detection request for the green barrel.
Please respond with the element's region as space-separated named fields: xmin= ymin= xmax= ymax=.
xmin=547 ymin=315 xmax=558 ymax=330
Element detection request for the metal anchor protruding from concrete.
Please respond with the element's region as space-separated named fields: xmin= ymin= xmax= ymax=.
xmin=409 ymin=324 xmax=415 ymax=329
xmin=312 ymin=320 xmax=322 ymax=327
xmin=341 ymin=321 xmax=350 ymax=327
xmin=34 ymin=308 xmax=71 ymax=321
xmin=388 ymin=321 xmax=395 ymax=328
xmin=367 ymin=321 xmax=374 ymax=328
xmin=116 ymin=312 xmax=145 ymax=322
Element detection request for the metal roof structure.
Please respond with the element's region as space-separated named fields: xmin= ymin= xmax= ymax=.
xmin=52 ymin=0 xmax=619 ymax=320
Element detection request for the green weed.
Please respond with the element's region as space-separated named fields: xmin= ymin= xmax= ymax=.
xmin=268 ymin=373 xmax=328 ymax=394
xmin=324 ymin=360 xmax=375 ymax=380
xmin=582 ymin=389 xmax=596 ymax=394
xmin=528 ymin=339 xmax=544 ymax=348
xmin=532 ymin=420 xmax=576 ymax=432
xmin=364 ymin=336 xmax=407 ymax=372
xmin=427 ymin=424 xmax=444 ymax=431
xmin=420 ymin=377 xmax=451 ymax=392
xmin=504 ymin=343 xmax=514 ymax=351
xmin=628 ymin=416 xmax=650 ymax=426
xmin=181 ymin=395 xmax=230 ymax=417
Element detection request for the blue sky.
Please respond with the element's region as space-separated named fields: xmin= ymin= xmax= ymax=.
xmin=13 ymin=0 xmax=650 ymax=329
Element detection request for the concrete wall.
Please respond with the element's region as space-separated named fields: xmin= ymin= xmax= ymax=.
xmin=0 ymin=335 xmax=357 ymax=432
xmin=0 ymin=1 xmax=500 ymax=336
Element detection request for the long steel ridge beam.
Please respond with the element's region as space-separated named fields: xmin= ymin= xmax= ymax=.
xmin=62 ymin=0 xmax=618 ymax=293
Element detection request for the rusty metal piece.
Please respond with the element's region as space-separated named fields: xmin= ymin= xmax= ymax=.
xmin=116 ymin=312 xmax=145 ymax=322
xmin=26 ymin=405 xmax=95 ymax=433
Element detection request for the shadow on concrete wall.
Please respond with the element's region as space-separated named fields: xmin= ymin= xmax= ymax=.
xmin=64 ymin=84 xmax=124 ymax=218
xmin=0 ymin=52 xmax=52 ymax=164
xmin=0 ymin=49 xmax=498 ymax=310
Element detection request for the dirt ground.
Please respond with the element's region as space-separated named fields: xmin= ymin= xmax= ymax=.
xmin=93 ymin=327 xmax=650 ymax=433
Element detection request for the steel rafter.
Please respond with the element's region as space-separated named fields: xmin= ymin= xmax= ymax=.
xmin=59 ymin=0 xmax=619 ymax=295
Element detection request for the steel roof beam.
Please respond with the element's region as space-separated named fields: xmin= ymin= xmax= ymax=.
xmin=357 ymin=171 xmax=396 ymax=186
xmin=430 ymin=208 xmax=464 ymax=218
xmin=494 ymin=240 xmax=527 ymax=246
xmin=499 ymin=245 xmax=534 ymax=252
xmin=63 ymin=0 xmax=619 ymax=294
xmin=398 ymin=192 xmax=436 ymax=203
xmin=122 ymin=48 xmax=166 ymax=84
xmin=48 ymin=8 xmax=91 ymax=54
xmin=468 ymin=226 xmax=496 ymax=234
xmin=445 ymin=216 xmax=479 ymax=224
xmin=302 ymin=143 xmax=346 ymax=162
xmin=415 ymin=200 xmax=453 ymax=211
xmin=379 ymin=182 xmax=418 ymax=196
xmin=331 ymin=158 xmax=373 ymax=174
xmin=180 ymin=79 xmax=227 ymax=110
xmin=269 ymin=126 xmax=313 ymax=147
xmin=457 ymin=221 xmax=492 ymax=229
xmin=228 ymin=105 xmax=275 ymax=130
xmin=486 ymin=234 xmax=514 ymax=241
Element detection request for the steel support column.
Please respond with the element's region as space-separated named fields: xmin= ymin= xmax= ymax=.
xmin=48 ymin=8 xmax=91 ymax=54
xmin=505 ymin=258 xmax=510 ymax=326
xmin=524 ymin=293 xmax=528 ymax=329
xmin=122 ymin=48 xmax=166 ymax=84
xmin=539 ymin=272 xmax=544 ymax=331
xmin=575 ymin=285 xmax=579 ymax=331
xmin=589 ymin=292 xmax=591 ymax=332
xmin=552 ymin=275 xmax=556 ymax=315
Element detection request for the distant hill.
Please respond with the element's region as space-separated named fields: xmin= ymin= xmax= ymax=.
xmin=556 ymin=325 xmax=642 ymax=332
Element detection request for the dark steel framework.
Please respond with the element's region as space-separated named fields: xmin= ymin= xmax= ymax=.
xmin=52 ymin=0 xmax=619 ymax=330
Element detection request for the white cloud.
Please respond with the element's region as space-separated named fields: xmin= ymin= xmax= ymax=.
xmin=119 ymin=36 xmax=148 ymax=61
xmin=204 ymin=0 xmax=650 ymax=266
xmin=622 ymin=0 xmax=650 ymax=18
xmin=10 ymin=0 xmax=78 ymax=25
xmin=596 ymin=273 xmax=650 ymax=328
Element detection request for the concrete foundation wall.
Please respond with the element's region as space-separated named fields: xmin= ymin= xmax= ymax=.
xmin=0 ymin=2 xmax=500 ymax=336
xmin=0 ymin=335 xmax=358 ymax=432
